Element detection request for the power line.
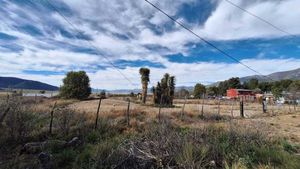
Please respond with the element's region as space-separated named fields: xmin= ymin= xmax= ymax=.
xmin=144 ymin=0 xmax=273 ymax=81
xmin=224 ymin=0 xmax=297 ymax=71
xmin=42 ymin=0 xmax=136 ymax=87
xmin=224 ymin=0 xmax=295 ymax=37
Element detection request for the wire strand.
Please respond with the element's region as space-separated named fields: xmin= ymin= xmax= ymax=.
xmin=224 ymin=0 xmax=295 ymax=37
xmin=43 ymin=0 xmax=137 ymax=88
xmin=145 ymin=0 xmax=274 ymax=82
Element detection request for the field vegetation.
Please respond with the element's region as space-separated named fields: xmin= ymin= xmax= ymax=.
xmin=1 ymin=70 xmax=300 ymax=169
xmin=0 ymin=95 xmax=300 ymax=169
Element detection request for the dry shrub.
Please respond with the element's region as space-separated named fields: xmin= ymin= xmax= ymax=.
xmin=91 ymin=120 xmax=300 ymax=169
xmin=0 ymin=97 xmax=37 ymax=143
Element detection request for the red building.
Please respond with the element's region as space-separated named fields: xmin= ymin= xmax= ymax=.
xmin=227 ymin=89 xmax=256 ymax=101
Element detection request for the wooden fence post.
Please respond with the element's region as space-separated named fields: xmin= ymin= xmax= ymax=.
xmin=262 ymin=98 xmax=267 ymax=113
xmin=217 ymin=98 xmax=221 ymax=116
xmin=126 ymin=99 xmax=131 ymax=127
xmin=240 ymin=100 xmax=244 ymax=118
xmin=230 ymin=100 xmax=234 ymax=118
xmin=94 ymin=98 xmax=102 ymax=129
xmin=6 ymin=94 xmax=9 ymax=104
xmin=181 ymin=96 xmax=187 ymax=119
xmin=49 ymin=102 xmax=57 ymax=135
xmin=158 ymin=96 xmax=163 ymax=123
xmin=201 ymin=94 xmax=205 ymax=118
xmin=271 ymin=102 xmax=275 ymax=116
xmin=0 ymin=107 xmax=10 ymax=126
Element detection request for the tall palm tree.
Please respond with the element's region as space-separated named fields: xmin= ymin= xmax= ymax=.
xmin=139 ymin=68 xmax=150 ymax=104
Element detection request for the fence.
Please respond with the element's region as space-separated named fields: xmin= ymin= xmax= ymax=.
xmin=1 ymin=95 xmax=299 ymax=136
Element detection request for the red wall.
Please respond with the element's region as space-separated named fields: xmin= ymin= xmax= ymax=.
xmin=227 ymin=89 xmax=238 ymax=98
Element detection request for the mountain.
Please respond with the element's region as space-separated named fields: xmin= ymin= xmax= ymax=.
xmin=240 ymin=68 xmax=300 ymax=83
xmin=95 ymin=86 xmax=195 ymax=95
xmin=208 ymin=68 xmax=300 ymax=87
xmin=0 ymin=77 xmax=58 ymax=91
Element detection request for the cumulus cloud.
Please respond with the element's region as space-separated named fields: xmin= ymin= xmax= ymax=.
xmin=201 ymin=0 xmax=300 ymax=40
xmin=0 ymin=0 xmax=299 ymax=89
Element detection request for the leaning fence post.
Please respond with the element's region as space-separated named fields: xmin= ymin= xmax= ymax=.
xmin=181 ymin=96 xmax=187 ymax=119
xmin=230 ymin=100 xmax=234 ymax=118
xmin=94 ymin=98 xmax=102 ymax=129
xmin=126 ymin=98 xmax=131 ymax=127
xmin=240 ymin=99 xmax=244 ymax=118
xmin=201 ymin=94 xmax=205 ymax=118
xmin=158 ymin=96 xmax=163 ymax=123
xmin=0 ymin=107 xmax=10 ymax=126
xmin=217 ymin=98 xmax=221 ymax=116
xmin=262 ymin=98 xmax=267 ymax=113
xmin=49 ymin=101 xmax=57 ymax=135
xmin=6 ymin=94 xmax=9 ymax=104
xmin=240 ymin=100 xmax=244 ymax=118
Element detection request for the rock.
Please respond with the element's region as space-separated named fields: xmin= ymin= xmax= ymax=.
xmin=38 ymin=152 xmax=52 ymax=169
xmin=21 ymin=137 xmax=81 ymax=154
xmin=20 ymin=142 xmax=43 ymax=154
xmin=43 ymin=140 xmax=67 ymax=150
xmin=65 ymin=137 xmax=81 ymax=148
xmin=209 ymin=160 xmax=216 ymax=167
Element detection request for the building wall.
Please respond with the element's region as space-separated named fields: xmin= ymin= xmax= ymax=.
xmin=227 ymin=89 xmax=238 ymax=98
xmin=227 ymin=89 xmax=256 ymax=101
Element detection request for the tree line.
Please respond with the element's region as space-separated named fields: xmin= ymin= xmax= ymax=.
xmin=194 ymin=77 xmax=300 ymax=99
xmin=58 ymin=70 xmax=299 ymax=101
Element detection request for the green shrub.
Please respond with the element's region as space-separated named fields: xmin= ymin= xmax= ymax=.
xmin=54 ymin=149 xmax=77 ymax=168
xmin=59 ymin=71 xmax=91 ymax=100
xmin=282 ymin=140 xmax=298 ymax=153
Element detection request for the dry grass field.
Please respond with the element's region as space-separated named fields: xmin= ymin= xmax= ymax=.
xmin=67 ymin=97 xmax=300 ymax=143
xmin=1 ymin=96 xmax=300 ymax=168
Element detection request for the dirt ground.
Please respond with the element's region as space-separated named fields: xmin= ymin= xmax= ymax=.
xmin=67 ymin=97 xmax=300 ymax=143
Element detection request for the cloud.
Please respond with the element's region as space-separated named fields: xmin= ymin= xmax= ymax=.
xmin=0 ymin=0 xmax=300 ymax=90
xmin=201 ymin=0 xmax=300 ymax=40
xmin=5 ymin=58 xmax=298 ymax=90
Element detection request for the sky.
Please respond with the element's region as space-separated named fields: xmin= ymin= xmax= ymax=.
xmin=0 ymin=0 xmax=300 ymax=90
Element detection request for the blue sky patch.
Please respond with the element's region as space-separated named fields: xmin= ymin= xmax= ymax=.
xmin=23 ymin=70 xmax=65 ymax=76
xmin=0 ymin=32 xmax=18 ymax=41
xmin=114 ymin=59 xmax=166 ymax=69
xmin=177 ymin=0 xmax=217 ymax=25
xmin=16 ymin=25 xmax=44 ymax=37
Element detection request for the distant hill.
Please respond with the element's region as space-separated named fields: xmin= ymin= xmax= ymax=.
xmin=208 ymin=68 xmax=300 ymax=87
xmin=95 ymin=86 xmax=195 ymax=95
xmin=0 ymin=77 xmax=58 ymax=91
xmin=240 ymin=68 xmax=300 ymax=83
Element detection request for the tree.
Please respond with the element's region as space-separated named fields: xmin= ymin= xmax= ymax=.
xmin=152 ymin=73 xmax=176 ymax=106
xmin=247 ymin=78 xmax=259 ymax=90
xmin=258 ymin=82 xmax=272 ymax=92
xmin=99 ymin=90 xmax=106 ymax=99
xmin=207 ymin=86 xmax=219 ymax=97
xmin=227 ymin=77 xmax=241 ymax=89
xmin=288 ymin=80 xmax=300 ymax=101
xmin=169 ymin=76 xmax=176 ymax=105
xmin=60 ymin=71 xmax=91 ymax=99
xmin=139 ymin=68 xmax=150 ymax=104
xmin=176 ymin=88 xmax=189 ymax=99
xmin=218 ymin=81 xmax=228 ymax=95
xmin=194 ymin=83 xmax=206 ymax=98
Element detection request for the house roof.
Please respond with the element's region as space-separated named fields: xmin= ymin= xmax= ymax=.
xmin=228 ymin=89 xmax=253 ymax=92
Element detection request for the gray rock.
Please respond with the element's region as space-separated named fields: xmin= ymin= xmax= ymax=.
xmin=65 ymin=137 xmax=81 ymax=147
xmin=38 ymin=152 xmax=52 ymax=169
